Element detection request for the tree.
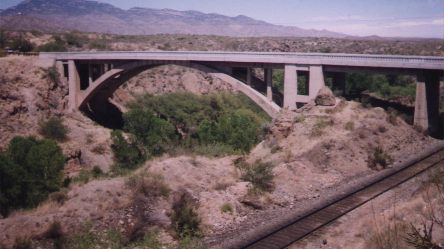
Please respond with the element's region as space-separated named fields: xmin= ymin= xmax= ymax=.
xmin=0 ymin=30 xmax=7 ymax=48
xmin=0 ymin=136 xmax=65 ymax=217
xmin=123 ymin=108 xmax=176 ymax=156
xmin=37 ymin=36 xmax=67 ymax=52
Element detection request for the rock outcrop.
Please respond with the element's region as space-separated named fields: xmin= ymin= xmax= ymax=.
xmin=315 ymin=86 xmax=336 ymax=106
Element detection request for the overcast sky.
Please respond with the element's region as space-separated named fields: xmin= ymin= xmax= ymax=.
xmin=1 ymin=0 xmax=444 ymax=38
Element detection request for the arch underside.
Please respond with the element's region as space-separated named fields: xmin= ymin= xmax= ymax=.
xmin=78 ymin=61 xmax=282 ymax=118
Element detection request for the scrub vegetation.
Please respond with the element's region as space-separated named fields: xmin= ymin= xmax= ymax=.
xmin=111 ymin=92 xmax=270 ymax=171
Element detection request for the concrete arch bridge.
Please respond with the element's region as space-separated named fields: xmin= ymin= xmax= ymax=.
xmin=39 ymin=51 xmax=444 ymax=132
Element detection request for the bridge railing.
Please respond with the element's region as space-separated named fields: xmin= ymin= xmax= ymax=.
xmin=39 ymin=51 xmax=444 ymax=69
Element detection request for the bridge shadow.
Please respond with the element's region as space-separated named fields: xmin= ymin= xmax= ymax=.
xmin=82 ymin=96 xmax=124 ymax=130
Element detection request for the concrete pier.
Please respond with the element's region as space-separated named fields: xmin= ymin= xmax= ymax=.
xmin=309 ymin=65 xmax=325 ymax=98
xmin=284 ymin=65 xmax=298 ymax=109
xmin=68 ymin=60 xmax=80 ymax=111
xmin=265 ymin=68 xmax=273 ymax=101
xmin=246 ymin=68 xmax=252 ymax=86
xmin=414 ymin=71 xmax=441 ymax=132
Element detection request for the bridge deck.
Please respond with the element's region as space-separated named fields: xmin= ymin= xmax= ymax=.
xmin=40 ymin=51 xmax=444 ymax=71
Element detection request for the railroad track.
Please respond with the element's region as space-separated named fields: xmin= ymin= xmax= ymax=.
xmin=230 ymin=145 xmax=444 ymax=249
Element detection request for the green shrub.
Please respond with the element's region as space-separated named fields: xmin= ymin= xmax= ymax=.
xmin=37 ymin=41 xmax=67 ymax=52
xmin=68 ymin=223 xmax=98 ymax=249
xmin=111 ymin=130 xmax=145 ymax=170
xmin=49 ymin=190 xmax=68 ymax=204
xmin=89 ymin=40 xmax=107 ymax=50
xmin=171 ymin=192 xmax=201 ymax=238
xmin=43 ymin=221 xmax=64 ymax=239
xmin=12 ymin=237 xmax=32 ymax=249
xmin=72 ymin=170 xmax=92 ymax=184
xmin=123 ymin=108 xmax=176 ymax=156
xmin=64 ymin=33 xmax=85 ymax=48
xmin=0 ymin=136 xmax=65 ymax=217
xmin=91 ymin=166 xmax=103 ymax=178
xmin=344 ymin=121 xmax=355 ymax=131
xmin=37 ymin=35 xmax=67 ymax=52
xmin=368 ymin=146 xmax=392 ymax=170
xmin=220 ymin=203 xmax=233 ymax=213
xmin=239 ymin=160 xmax=274 ymax=192
xmin=136 ymin=230 xmax=163 ymax=249
xmin=193 ymin=143 xmax=237 ymax=157
xmin=41 ymin=66 xmax=60 ymax=86
xmin=177 ymin=236 xmax=207 ymax=249
xmin=30 ymin=30 xmax=43 ymax=37
xmin=294 ymin=115 xmax=305 ymax=123
xmin=10 ymin=37 xmax=34 ymax=52
xmin=39 ymin=117 xmax=68 ymax=141
xmin=387 ymin=111 xmax=399 ymax=126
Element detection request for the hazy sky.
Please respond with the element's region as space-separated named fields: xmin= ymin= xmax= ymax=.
xmin=1 ymin=0 xmax=444 ymax=38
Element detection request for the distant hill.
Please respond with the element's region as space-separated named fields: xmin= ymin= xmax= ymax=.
xmin=0 ymin=0 xmax=347 ymax=38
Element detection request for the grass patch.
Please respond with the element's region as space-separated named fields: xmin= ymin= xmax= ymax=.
xmin=171 ymin=191 xmax=201 ymax=238
xmin=68 ymin=223 xmax=98 ymax=249
xmin=72 ymin=167 xmax=104 ymax=184
xmin=39 ymin=117 xmax=68 ymax=142
xmin=365 ymin=222 xmax=409 ymax=249
xmin=294 ymin=114 xmax=305 ymax=123
xmin=126 ymin=172 xmax=170 ymax=198
xmin=344 ymin=121 xmax=355 ymax=131
xmin=387 ymin=110 xmax=399 ymax=126
xmin=310 ymin=117 xmax=333 ymax=137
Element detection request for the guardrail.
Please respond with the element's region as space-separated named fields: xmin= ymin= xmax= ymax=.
xmin=7 ymin=51 xmax=40 ymax=56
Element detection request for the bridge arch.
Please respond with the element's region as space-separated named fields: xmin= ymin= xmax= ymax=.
xmin=69 ymin=60 xmax=281 ymax=118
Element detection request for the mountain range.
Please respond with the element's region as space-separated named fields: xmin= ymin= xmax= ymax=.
xmin=0 ymin=0 xmax=347 ymax=37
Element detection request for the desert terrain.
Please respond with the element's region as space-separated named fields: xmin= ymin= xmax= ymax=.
xmin=0 ymin=50 xmax=443 ymax=248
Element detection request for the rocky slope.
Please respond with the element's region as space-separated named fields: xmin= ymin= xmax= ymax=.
xmin=0 ymin=0 xmax=346 ymax=37
xmin=112 ymin=64 xmax=235 ymax=107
